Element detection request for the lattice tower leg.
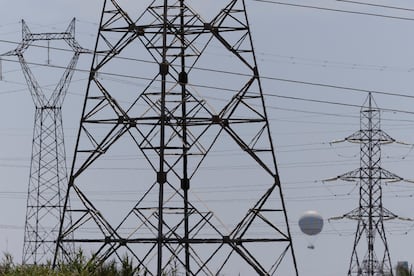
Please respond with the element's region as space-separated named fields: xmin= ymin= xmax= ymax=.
xmin=54 ymin=1 xmax=299 ymax=275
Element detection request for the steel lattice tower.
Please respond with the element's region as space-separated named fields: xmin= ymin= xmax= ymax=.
xmin=54 ymin=1 xmax=298 ymax=275
xmin=329 ymin=93 xmax=404 ymax=276
xmin=1 ymin=19 xmax=87 ymax=264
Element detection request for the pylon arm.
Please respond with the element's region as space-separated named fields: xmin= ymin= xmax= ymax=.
xmin=394 ymin=140 xmax=412 ymax=146
xmin=328 ymin=215 xmax=347 ymax=221
xmin=328 ymin=210 xmax=363 ymax=221
xmin=345 ymin=130 xmax=396 ymax=144
xmin=381 ymin=208 xmax=398 ymax=220
xmin=338 ymin=208 xmax=361 ymax=221
xmin=1 ymin=18 xmax=91 ymax=57
xmin=64 ymin=19 xmax=92 ymax=54
xmin=331 ymin=207 xmax=401 ymax=223
xmin=331 ymin=135 xmax=410 ymax=146
xmin=0 ymin=50 xmax=21 ymax=57
xmin=380 ymin=168 xmax=404 ymax=183
xmin=324 ymin=168 xmax=404 ymax=183
xmin=49 ymin=52 xmax=80 ymax=107
xmin=322 ymin=176 xmax=350 ymax=182
xmin=17 ymin=54 xmax=47 ymax=107
xmin=329 ymin=139 xmax=346 ymax=144
xmin=396 ymin=216 xmax=414 ymax=222
xmin=328 ymin=168 xmax=361 ymax=182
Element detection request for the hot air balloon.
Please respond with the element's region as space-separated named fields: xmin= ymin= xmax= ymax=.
xmin=298 ymin=210 xmax=323 ymax=249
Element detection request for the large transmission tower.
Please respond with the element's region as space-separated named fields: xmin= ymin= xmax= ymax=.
xmin=1 ymin=19 xmax=87 ymax=264
xmin=54 ymin=0 xmax=298 ymax=275
xmin=329 ymin=93 xmax=406 ymax=276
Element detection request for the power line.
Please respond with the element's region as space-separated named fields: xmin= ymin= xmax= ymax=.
xmin=256 ymin=52 xmax=414 ymax=73
xmin=252 ymin=0 xmax=414 ymax=21
xmin=0 ymin=77 xmax=88 ymax=96
xmin=2 ymin=35 xmax=414 ymax=100
xmin=4 ymin=56 xmax=414 ymax=116
xmin=4 ymin=35 xmax=414 ymax=75
xmin=336 ymin=0 xmax=414 ymax=12
xmin=262 ymin=76 xmax=414 ymax=100
xmin=3 ymin=37 xmax=414 ymax=103
xmin=265 ymin=93 xmax=414 ymax=115
xmin=5 ymin=152 xmax=414 ymax=171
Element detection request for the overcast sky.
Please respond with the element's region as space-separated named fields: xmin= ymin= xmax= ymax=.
xmin=2 ymin=0 xmax=414 ymax=275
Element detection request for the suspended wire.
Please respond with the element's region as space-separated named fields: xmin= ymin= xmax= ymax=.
xmin=4 ymin=152 xmax=414 ymax=173
xmin=336 ymin=0 xmax=414 ymax=12
xmin=1 ymin=45 xmax=414 ymax=123
xmin=0 ymin=185 xmax=413 ymax=204
xmin=2 ymin=62 xmax=414 ymax=147
xmin=3 ymin=36 xmax=414 ymax=102
xmin=4 ymin=56 xmax=414 ymax=117
xmin=0 ymin=186 xmax=361 ymax=203
xmin=327 ymin=220 xmax=354 ymax=237
xmin=0 ymin=179 xmax=356 ymax=195
xmin=0 ymin=77 xmax=88 ymax=96
xmin=0 ymin=58 xmax=410 ymax=174
xmin=0 ymin=18 xmax=412 ymax=184
xmin=262 ymin=76 xmax=414 ymax=101
xmin=4 ymin=32 xmax=414 ymax=75
xmin=251 ymin=0 xmax=414 ymax=21
xmin=256 ymin=52 xmax=414 ymax=73
xmin=1 ymin=11 xmax=414 ymax=257
xmin=265 ymin=93 xmax=414 ymax=115
xmin=0 ymin=157 xmax=359 ymax=171
xmin=0 ymin=221 xmax=410 ymax=237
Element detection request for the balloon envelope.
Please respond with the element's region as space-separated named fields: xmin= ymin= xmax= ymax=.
xmin=298 ymin=210 xmax=323 ymax=236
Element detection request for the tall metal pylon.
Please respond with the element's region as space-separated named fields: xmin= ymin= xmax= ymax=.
xmin=1 ymin=19 xmax=88 ymax=264
xmin=54 ymin=0 xmax=298 ymax=275
xmin=328 ymin=93 xmax=407 ymax=276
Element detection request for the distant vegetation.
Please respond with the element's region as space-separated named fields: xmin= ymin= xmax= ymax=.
xmin=0 ymin=250 xmax=179 ymax=276
xmin=398 ymin=268 xmax=413 ymax=276
xmin=1 ymin=251 xmax=410 ymax=276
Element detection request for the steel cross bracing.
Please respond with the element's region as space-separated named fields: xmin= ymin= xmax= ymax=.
xmin=1 ymin=19 xmax=89 ymax=264
xmin=329 ymin=93 xmax=405 ymax=276
xmin=54 ymin=0 xmax=298 ymax=275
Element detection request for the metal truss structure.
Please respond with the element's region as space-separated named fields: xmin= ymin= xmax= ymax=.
xmin=1 ymin=19 xmax=88 ymax=264
xmin=328 ymin=93 xmax=406 ymax=276
xmin=54 ymin=0 xmax=298 ymax=275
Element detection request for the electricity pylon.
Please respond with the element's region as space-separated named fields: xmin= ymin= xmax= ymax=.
xmin=54 ymin=0 xmax=298 ymax=275
xmin=1 ymin=19 xmax=88 ymax=264
xmin=328 ymin=93 xmax=407 ymax=276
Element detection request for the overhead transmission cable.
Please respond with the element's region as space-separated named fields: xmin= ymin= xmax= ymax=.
xmin=2 ymin=37 xmax=414 ymax=99
xmin=336 ymin=0 xmax=414 ymax=12
xmin=3 ymin=38 xmax=414 ymax=102
xmin=3 ymin=56 xmax=414 ymax=116
xmin=256 ymin=52 xmax=414 ymax=73
xmin=251 ymin=0 xmax=414 ymax=21
xmin=4 ymin=35 xmax=414 ymax=74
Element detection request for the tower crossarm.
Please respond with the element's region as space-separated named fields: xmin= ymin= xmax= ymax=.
xmin=17 ymin=54 xmax=47 ymax=107
xmin=1 ymin=18 xmax=90 ymax=57
xmin=0 ymin=20 xmax=33 ymax=56
xmin=1 ymin=19 xmax=90 ymax=108
xmin=345 ymin=129 xmax=396 ymax=145
xmin=63 ymin=18 xmax=92 ymax=54
xmin=327 ymin=167 xmax=404 ymax=183
xmin=48 ymin=52 xmax=81 ymax=107
xmin=209 ymin=1 xmax=255 ymax=70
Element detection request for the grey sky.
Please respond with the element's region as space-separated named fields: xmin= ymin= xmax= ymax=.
xmin=1 ymin=0 xmax=414 ymax=275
